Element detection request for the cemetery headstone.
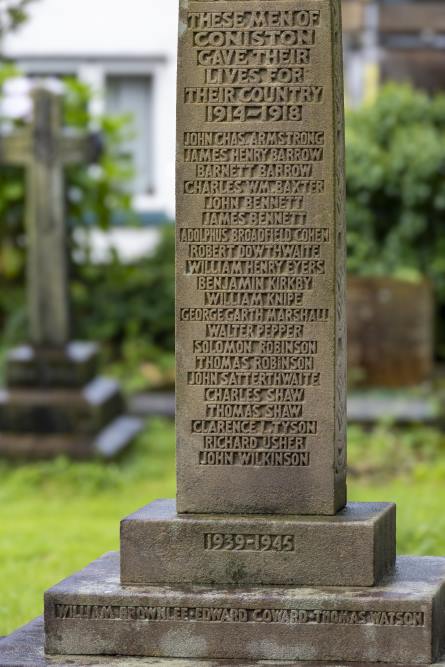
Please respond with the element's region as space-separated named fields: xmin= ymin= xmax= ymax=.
xmin=348 ymin=276 xmax=434 ymax=388
xmin=2 ymin=2 xmax=445 ymax=665
xmin=0 ymin=86 xmax=142 ymax=458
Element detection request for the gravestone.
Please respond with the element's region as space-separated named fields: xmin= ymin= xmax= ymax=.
xmin=0 ymin=86 xmax=142 ymax=458
xmin=348 ymin=276 xmax=434 ymax=388
xmin=2 ymin=2 xmax=445 ymax=665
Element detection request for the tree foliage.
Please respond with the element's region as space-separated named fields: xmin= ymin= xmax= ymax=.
xmin=346 ymin=84 xmax=445 ymax=357
xmin=0 ymin=0 xmax=36 ymax=38
xmin=346 ymin=84 xmax=445 ymax=289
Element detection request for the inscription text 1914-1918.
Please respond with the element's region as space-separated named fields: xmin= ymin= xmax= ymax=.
xmin=176 ymin=0 xmax=346 ymax=515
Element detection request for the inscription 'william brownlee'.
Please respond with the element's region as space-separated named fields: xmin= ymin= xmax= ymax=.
xmin=53 ymin=604 xmax=425 ymax=628
xmin=176 ymin=0 xmax=346 ymax=515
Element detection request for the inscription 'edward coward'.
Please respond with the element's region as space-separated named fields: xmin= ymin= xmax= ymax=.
xmin=54 ymin=604 xmax=425 ymax=627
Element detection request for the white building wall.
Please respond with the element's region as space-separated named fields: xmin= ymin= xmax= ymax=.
xmin=3 ymin=0 xmax=179 ymax=59
xmin=3 ymin=0 xmax=179 ymax=221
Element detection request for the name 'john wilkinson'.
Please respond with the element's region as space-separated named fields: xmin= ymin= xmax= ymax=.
xmin=199 ymin=450 xmax=311 ymax=466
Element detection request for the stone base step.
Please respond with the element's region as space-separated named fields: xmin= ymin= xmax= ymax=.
xmin=4 ymin=618 xmax=444 ymax=667
xmin=44 ymin=552 xmax=445 ymax=664
xmin=0 ymin=377 xmax=124 ymax=434
xmin=120 ymin=499 xmax=396 ymax=587
xmin=6 ymin=342 xmax=99 ymax=388
xmin=0 ymin=416 xmax=143 ymax=459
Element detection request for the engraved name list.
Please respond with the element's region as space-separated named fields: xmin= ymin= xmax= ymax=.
xmin=176 ymin=0 xmax=346 ymax=515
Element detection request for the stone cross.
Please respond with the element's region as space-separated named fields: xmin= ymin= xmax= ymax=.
xmin=0 ymin=87 xmax=96 ymax=347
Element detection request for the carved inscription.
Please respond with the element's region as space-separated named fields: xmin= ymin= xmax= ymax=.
xmin=205 ymin=533 xmax=295 ymax=551
xmin=177 ymin=0 xmax=346 ymax=513
xmin=186 ymin=9 xmax=323 ymax=123
xmin=54 ymin=604 xmax=425 ymax=627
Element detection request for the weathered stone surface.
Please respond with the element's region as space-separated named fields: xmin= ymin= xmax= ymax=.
xmin=120 ymin=499 xmax=395 ymax=587
xmin=0 ymin=416 xmax=142 ymax=459
xmin=6 ymin=618 xmax=445 ymax=667
xmin=0 ymin=377 xmax=124 ymax=435
xmin=6 ymin=342 xmax=99 ymax=388
xmin=45 ymin=552 xmax=445 ymax=663
xmin=176 ymin=0 xmax=347 ymax=515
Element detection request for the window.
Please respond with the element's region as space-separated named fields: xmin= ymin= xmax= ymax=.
xmin=106 ymin=75 xmax=154 ymax=196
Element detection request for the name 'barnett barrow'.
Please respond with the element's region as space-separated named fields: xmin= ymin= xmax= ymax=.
xmin=185 ymin=86 xmax=323 ymax=105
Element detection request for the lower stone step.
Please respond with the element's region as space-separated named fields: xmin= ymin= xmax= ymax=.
xmin=6 ymin=342 xmax=99 ymax=388
xmin=0 ymin=416 xmax=143 ymax=459
xmin=44 ymin=552 xmax=445 ymax=664
xmin=0 ymin=377 xmax=124 ymax=434
xmin=3 ymin=618 xmax=445 ymax=667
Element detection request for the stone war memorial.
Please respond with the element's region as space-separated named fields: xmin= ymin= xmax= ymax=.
xmin=2 ymin=1 xmax=445 ymax=665
xmin=0 ymin=86 xmax=142 ymax=459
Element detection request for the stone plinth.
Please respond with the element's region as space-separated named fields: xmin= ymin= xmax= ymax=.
xmin=4 ymin=618 xmax=445 ymax=667
xmin=0 ymin=343 xmax=142 ymax=459
xmin=0 ymin=416 xmax=142 ymax=459
xmin=45 ymin=552 xmax=445 ymax=664
xmin=0 ymin=377 xmax=123 ymax=434
xmin=120 ymin=499 xmax=396 ymax=587
xmin=6 ymin=342 xmax=99 ymax=388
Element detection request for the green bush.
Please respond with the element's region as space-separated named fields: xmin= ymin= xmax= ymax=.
xmin=73 ymin=226 xmax=175 ymax=392
xmin=346 ymin=83 xmax=445 ymax=285
xmin=346 ymin=84 xmax=445 ymax=357
xmin=0 ymin=0 xmax=37 ymax=37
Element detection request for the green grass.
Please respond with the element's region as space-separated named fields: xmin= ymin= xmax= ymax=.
xmin=0 ymin=418 xmax=176 ymax=636
xmin=1 ymin=420 xmax=445 ymax=636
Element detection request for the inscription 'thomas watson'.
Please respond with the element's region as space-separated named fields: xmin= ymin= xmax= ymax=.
xmin=54 ymin=605 xmax=425 ymax=627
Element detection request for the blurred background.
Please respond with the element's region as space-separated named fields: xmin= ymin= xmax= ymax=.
xmin=2 ymin=0 xmax=445 ymax=637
